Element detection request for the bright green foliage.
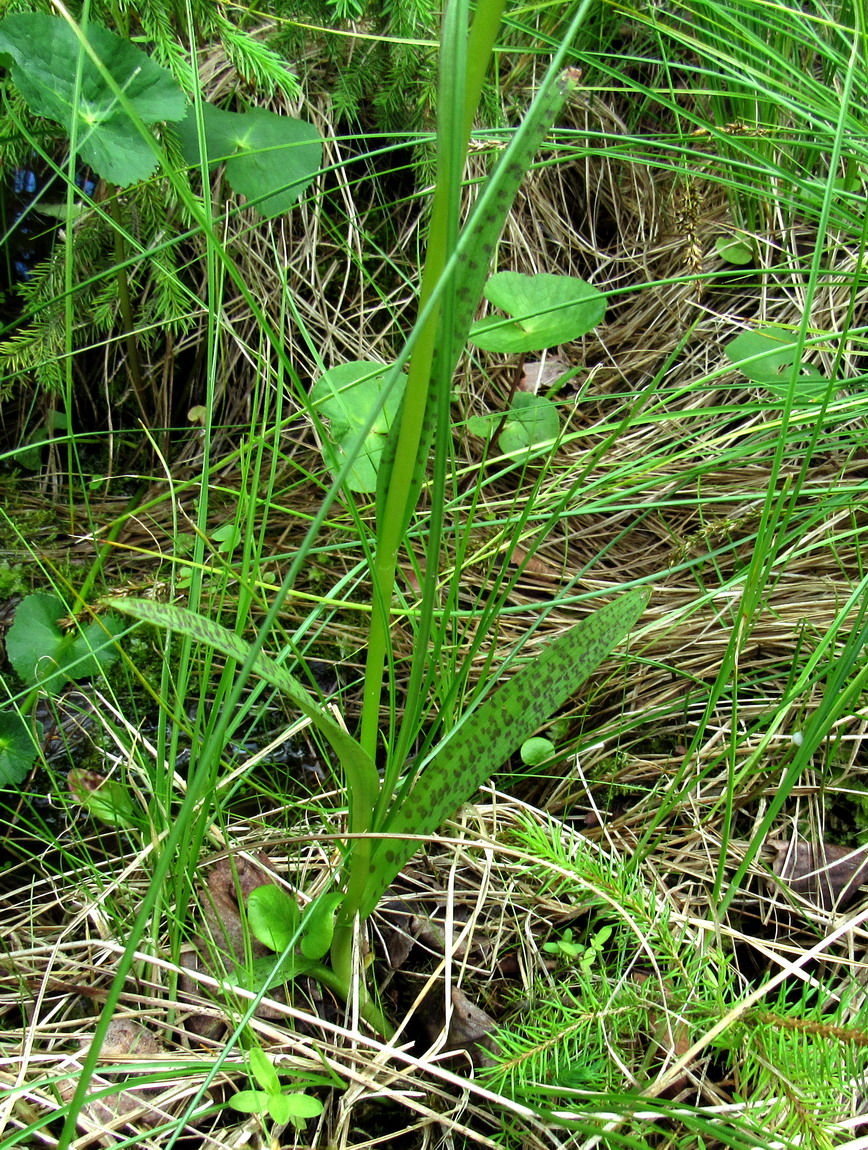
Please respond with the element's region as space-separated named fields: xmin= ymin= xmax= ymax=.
xmin=469 ymin=392 xmax=561 ymax=459
xmin=520 ymin=736 xmax=556 ymax=765
xmin=725 ymin=327 xmax=833 ymax=402
xmin=715 ymin=235 xmax=755 ymax=265
xmin=247 ymin=885 xmax=343 ymax=962
xmin=469 ymin=272 xmax=606 ymax=353
xmin=229 ymin=1047 xmax=324 ymax=1130
xmin=175 ymin=104 xmax=322 ymax=218
xmin=0 ymin=712 xmax=42 ymax=787
xmin=247 ymin=884 xmax=300 ymax=952
xmin=311 ymin=361 xmax=408 ymax=491
xmin=6 ymin=593 xmax=123 ymax=694
xmin=0 ymin=13 xmax=186 ymax=186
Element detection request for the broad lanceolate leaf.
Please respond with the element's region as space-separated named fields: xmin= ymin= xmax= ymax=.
xmin=0 ymin=13 xmax=186 ymax=185
xmin=176 ymin=103 xmax=322 ymax=218
xmin=111 ymin=599 xmax=379 ymax=831
xmin=359 ymin=587 xmax=647 ymax=917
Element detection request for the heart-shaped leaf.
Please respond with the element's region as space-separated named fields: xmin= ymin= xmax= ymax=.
xmin=0 ymin=712 xmax=42 ymax=787
xmin=469 ymin=272 xmax=606 ymax=353
xmin=498 ymin=392 xmax=560 ymax=457
xmin=6 ymin=593 xmax=123 ymax=694
xmin=312 ymin=361 xmax=407 ymax=491
xmin=725 ymin=327 xmax=833 ymax=402
xmin=176 ymin=104 xmax=322 ymax=218
xmin=715 ymin=236 xmax=754 ymax=265
xmin=0 ymin=13 xmax=186 ymax=185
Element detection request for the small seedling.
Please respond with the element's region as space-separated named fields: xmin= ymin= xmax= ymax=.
xmin=543 ymin=927 xmax=584 ymax=959
xmin=229 ymin=1047 xmax=323 ymax=1130
xmin=544 ymin=924 xmax=613 ymax=973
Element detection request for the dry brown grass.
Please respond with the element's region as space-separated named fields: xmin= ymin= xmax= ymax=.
xmin=3 ymin=34 xmax=868 ymax=1150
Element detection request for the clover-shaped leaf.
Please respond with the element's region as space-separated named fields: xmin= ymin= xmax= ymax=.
xmin=0 ymin=13 xmax=186 ymax=185
xmin=469 ymin=272 xmax=606 ymax=353
xmin=176 ymin=104 xmax=322 ymax=218
xmin=311 ymin=361 xmax=407 ymax=491
xmin=725 ymin=327 xmax=833 ymax=403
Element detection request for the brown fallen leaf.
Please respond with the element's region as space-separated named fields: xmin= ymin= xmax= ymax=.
xmin=417 ymin=986 xmax=498 ymax=1069
xmin=57 ymin=1019 xmax=182 ymax=1145
xmin=517 ymin=354 xmax=570 ymax=393
xmin=178 ymin=852 xmax=284 ymax=1037
xmin=767 ymin=838 xmax=868 ymax=911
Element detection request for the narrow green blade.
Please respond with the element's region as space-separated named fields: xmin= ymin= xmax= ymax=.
xmin=112 ymin=598 xmax=379 ymax=821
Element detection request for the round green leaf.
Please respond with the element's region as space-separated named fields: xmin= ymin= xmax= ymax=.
xmin=176 ymin=104 xmax=322 ymax=218
xmin=6 ymin=593 xmax=122 ymax=692
xmin=247 ymin=884 xmax=300 ymax=952
xmin=229 ymin=1089 xmax=269 ymax=1115
xmin=311 ymin=361 xmax=407 ymax=492
xmin=268 ymin=1091 xmax=323 ymax=1126
xmin=725 ymin=327 xmax=832 ymax=402
xmin=520 ymin=737 xmax=555 ymax=766
xmin=469 ymin=272 xmax=606 ymax=353
xmin=715 ymin=236 xmax=754 ymax=265
xmin=498 ymin=393 xmax=560 ymax=458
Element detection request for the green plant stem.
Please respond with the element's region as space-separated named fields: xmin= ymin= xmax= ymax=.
xmin=358 ymin=0 xmax=505 ymax=766
xmin=330 ymin=0 xmax=505 ymax=1006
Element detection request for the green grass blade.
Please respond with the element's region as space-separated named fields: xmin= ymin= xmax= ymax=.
xmin=112 ymin=598 xmax=379 ymax=831
xmin=358 ymin=586 xmax=648 ymax=916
